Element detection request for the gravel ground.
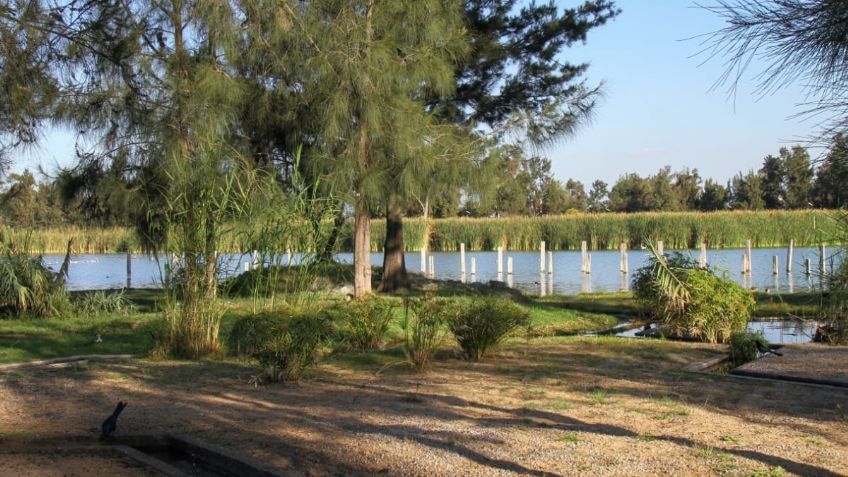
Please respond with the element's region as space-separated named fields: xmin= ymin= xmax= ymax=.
xmin=1 ymin=337 xmax=846 ymax=477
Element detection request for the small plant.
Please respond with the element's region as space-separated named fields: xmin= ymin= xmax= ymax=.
xmin=558 ymin=433 xmax=581 ymax=443
xmin=229 ymin=309 xmax=333 ymax=382
xmin=729 ymin=331 xmax=770 ymax=367
xmin=75 ymin=289 xmax=135 ymax=315
xmin=401 ymin=296 xmax=457 ymax=370
xmin=447 ymin=296 xmax=530 ymax=360
xmin=326 ymin=297 xmax=395 ymax=350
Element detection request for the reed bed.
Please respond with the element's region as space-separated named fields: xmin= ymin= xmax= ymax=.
xmin=9 ymin=210 xmax=844 ymax=254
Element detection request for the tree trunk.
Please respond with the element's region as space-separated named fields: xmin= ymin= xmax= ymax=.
xmin=353 ymin=192 xmax=372 ymax=297
xmin=319 ymin=203 xmax=346 ymax=262
xmin=379 ymin=192 xmax=408 ymax=292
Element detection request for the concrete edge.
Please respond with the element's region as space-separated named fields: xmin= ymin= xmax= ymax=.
xmin=0 ymin=354 xmax=136 ymax=372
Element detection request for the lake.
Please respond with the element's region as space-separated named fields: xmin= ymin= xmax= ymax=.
xmin=40 ymin=246 xmax=840 ymax=295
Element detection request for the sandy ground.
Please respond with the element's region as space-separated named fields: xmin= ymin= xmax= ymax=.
xmin=1 ymin=338 xmax=846 ymax=477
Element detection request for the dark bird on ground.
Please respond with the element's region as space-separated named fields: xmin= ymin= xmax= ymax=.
xmin=755 ymin=341 xmax=783 ymax=357
xmin=101 ymin=401 xmax=128 ymax=440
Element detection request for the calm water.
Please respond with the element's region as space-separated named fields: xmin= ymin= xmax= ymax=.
xmin=616 ymin=319 xmax=822 ymax=344
xmin=41 ymin=246 xmax=840 ymax=295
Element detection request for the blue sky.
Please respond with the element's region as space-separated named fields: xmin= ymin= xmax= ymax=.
xmin=12 ymin=0 xmax=818 ymax=188
xmin=549 ymin=0 xmax=818 ymax=187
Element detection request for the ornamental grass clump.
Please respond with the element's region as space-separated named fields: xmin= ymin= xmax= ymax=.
xmin=229 ymin=309 xmax=333 ymax=382
xmin=402 ymin=296 xmax=458 ymax=370
xmin=448 ymin=296 xmax=530 ymax=361
xmin=0 ymin=233 xmax=71 ymax=318
xmin=325 ymin=297 xmax=396 ymax=350
xmin=633 ymin=249 xmax=754 ymax=344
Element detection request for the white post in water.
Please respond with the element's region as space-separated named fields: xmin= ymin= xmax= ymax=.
xmin=786 ymin=240 xmax=794 ymax=274
xmin=741 ymin=253 xmax=747 ymax=274
xmin=772 ymin=255 xmax=779 ymax=275
xmin=820 ymin=244 xmax=827 ymax=275
xmin=581 ymin=241 xmax=588 ymax=273
xmin=745 ymin=239 xmax=753 ymax=273
xmin=460 ymin=243 xmax=466 ymax=275
xmin=587 ymin=253 xmax=592 ymax=274
xmin=547 ymin=251 xmax=553 ymax=275
xmin=699 ymin=243 xmax=707 ymax=268
xmin=507 ymin=256 xmax=513 ymax=275
xmin=497 ymin=246 xmax=504 ymax=275
xmin=428 ymin=255 xmax=435 ymax=278
xmin=126 ymin=252 xmax=132 ymax=288
xmin=540 ymin=241 xmax=546 ymax=272
xmin=471 ymin=257 xmax=477 ymax=276
xmin=252 ymin=250 xmax=259 ymax=270
xmin=420 ymin=246 xmax=426 ymax=274
xmin=244 ymin=261 xmax=250 ymax=272
xmin=657 ymin=240 xmax=664 ymax=256
xmin=619 ymin=243 xmax=628 ymax=274
xmin=805 ymin=258 xmax=812 ymax=276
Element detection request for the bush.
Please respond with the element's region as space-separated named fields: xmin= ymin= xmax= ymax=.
xmin=633 ymin=252 xmax=754 ymax=344
xmin=448 ymin=296 xmax=530 ymax=360
xmin=729 ymin=331 xmax=770 ymax=367
xmin=325 ymin=297 xmax=395 ymax=350
xmin=402 ymin=297 xmax=458 ymax=370
xmin=229 ymin=309 xmax=333 ymax=382
xmin=0 ymin=234 xmax=70 ymax=318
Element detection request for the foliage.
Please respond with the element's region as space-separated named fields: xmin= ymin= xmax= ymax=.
xmin=822 ymin=210 xmax=848 ymax=344
xmin=729 ymin=331 xmax=770 ymax=368
xmin=447 ymin=296 xmax=529 ymax=360
xmin=0 ymin=232 xmax=70 ymax=318
xmin=325 ymin=297 xmax=396 ymax=351
xmin=633 ymin=250 xmax=754 ymax=343
xmin=402 ymin=296 xmax=457 ymax=370
xmin=229 ymin=309 xmax=333 ymax=382
xmin=74 ymin=289 xmax=134 ymax=316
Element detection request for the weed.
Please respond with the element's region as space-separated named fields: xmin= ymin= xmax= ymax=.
xmin=558 ymin=434 xmax=581 ymax=443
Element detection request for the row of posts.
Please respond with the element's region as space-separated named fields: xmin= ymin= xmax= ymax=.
xmin=418 ymin=239 xmax=830 ymax=280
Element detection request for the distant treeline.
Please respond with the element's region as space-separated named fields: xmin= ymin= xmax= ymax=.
xmin=8 ymin=210 xmax=843 ymax=254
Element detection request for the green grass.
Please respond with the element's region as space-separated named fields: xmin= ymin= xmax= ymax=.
xmin=557 ymin=433 xmax=581 ymax=443
xmin=0 ymin=312 xmax=161 ymax=364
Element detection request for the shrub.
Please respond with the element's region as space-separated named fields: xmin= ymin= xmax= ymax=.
xmin=325 ymin=297 xmax=395 ymax=350
xmin=0 ymin=234 xmax=70 ymax=318
xmin=448 ymin=296 xmax=530 ymax=360
xmin=633 ymin=251 xmax=754 ymax=344
xmin=229 ymin=309 xmax=333 ymax=382
xmin=402 ymin=297 xmax=458 ymax=370
xmin=729 ymin=331 xmax=770 ymax=367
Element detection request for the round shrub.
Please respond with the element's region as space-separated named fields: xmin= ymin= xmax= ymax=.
xmin=448 ymin=296 xmax=530 ymax=361
xmin=229 ymin=309 xmax=333 ymax=382
xmin=633 ymin=253 xmax=754 ymax=344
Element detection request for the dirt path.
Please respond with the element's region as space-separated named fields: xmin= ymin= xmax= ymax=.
xmin=1 ymin=338 xmax=846 ymax=476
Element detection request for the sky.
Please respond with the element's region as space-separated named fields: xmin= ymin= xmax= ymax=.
xmin=549 ymin=0 xmax=819 ymax=187
xmin=10 ymin=0 xmax=820 ymax=187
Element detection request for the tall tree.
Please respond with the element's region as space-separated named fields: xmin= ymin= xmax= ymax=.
xmin=699 ymin=178 xmax=727 ymax=211
xmin=587 ymin=179 xmax=609 ymax=212
xmin=814 ymin=134 xmax=848 ymax=208
xmin=728 ymin=171 xmax=764 ymax=210
xmin=292 ymin=0 xmax=466 ymax=296
xmin=758 ymin=154 xmax=786 ymax=209
xmin=781 ymin=146 xmax=813 ymax=208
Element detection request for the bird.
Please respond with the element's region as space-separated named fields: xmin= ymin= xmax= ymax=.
xmin=755 ymin=341 xmax=783 ymax=357
xmin=101 ymin=401 xmax=128 ymax=440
